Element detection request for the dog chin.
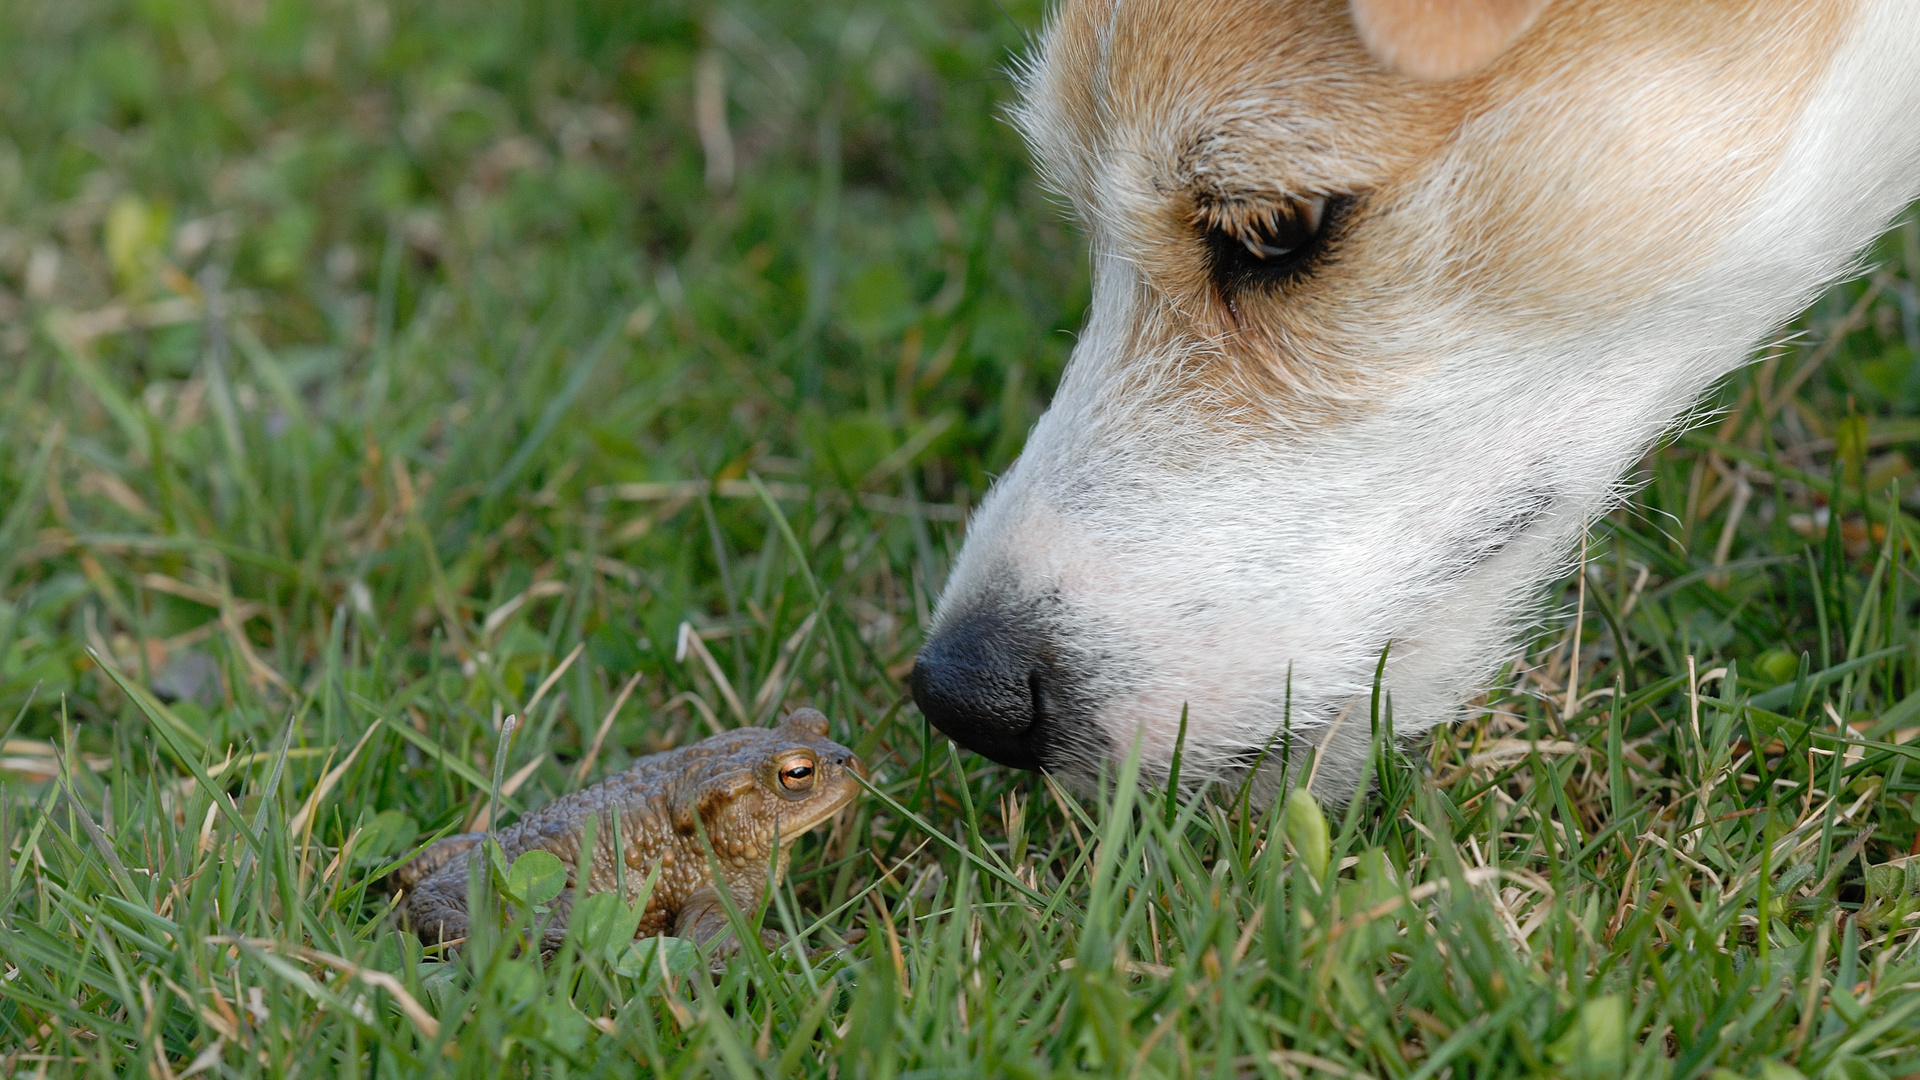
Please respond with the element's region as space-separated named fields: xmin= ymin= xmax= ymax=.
xmin=910 ymin=575 xmax=1422 ymax=803
xmin=915 ymin=482 xmax=1563 ymax=803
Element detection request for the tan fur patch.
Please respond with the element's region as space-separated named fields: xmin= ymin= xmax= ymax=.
xmin=1020 ymin=0 xmax=1860 ymax=421
xmin=1350 ymin=0 xmax=1553 ymax=80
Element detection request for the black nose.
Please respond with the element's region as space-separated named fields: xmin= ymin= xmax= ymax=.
xmin=910 ymin=603 xmax=1054 ymax=771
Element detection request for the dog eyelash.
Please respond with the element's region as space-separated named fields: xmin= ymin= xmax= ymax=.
xmin=1198 ymin=194 xmax=1347 ymax=298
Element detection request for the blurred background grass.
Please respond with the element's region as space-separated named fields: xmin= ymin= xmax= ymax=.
xmin=0 ymin=0 xmax=1077 ymax=747
xmin=8 ymin=0 xmax=1920 ymax=1076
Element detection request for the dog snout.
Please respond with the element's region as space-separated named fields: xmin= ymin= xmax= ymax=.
xmin=909 ymin=602 xmax=1061 ymax=772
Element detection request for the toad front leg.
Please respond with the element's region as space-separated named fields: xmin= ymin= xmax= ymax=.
xmin=671 ymin=884 xmax=787 ymax=963
xmin=670 ymin=885 xmax=736 ymax=948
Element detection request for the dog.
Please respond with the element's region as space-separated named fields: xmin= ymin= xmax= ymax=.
xmin=908 ymin=0 xmax=1920 ymax=801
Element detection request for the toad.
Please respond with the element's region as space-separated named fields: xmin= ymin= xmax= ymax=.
xmin=395 ymin=708 xmax=862 ymax=954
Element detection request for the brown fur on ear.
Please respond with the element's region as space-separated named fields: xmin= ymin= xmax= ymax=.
xmin=781 ymin=707 xmax=830 ymax=738
xmin=1348 ymin=0 xmax=1550 ymax=80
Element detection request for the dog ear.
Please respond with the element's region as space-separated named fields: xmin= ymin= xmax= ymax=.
xmin=1348 ymin=0 xmax=1550 ymax=80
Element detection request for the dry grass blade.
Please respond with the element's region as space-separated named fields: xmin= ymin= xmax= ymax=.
xmin=289 ymin=721 xmax=382 ymax=839
xmin=524 ymin=642 xmax=585 ymax=718
xmin=576 ymin=671 xmax=644 ymax=782
xmin=676 ymin=621 xmax=748 ymax=724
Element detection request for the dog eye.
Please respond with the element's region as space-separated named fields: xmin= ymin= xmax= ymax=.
xmin=1200 ymin=195 xmax=1345 ymax=297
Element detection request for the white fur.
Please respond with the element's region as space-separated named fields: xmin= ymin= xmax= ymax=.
xmin=934 ymin=0 xmax=1920 ymax=800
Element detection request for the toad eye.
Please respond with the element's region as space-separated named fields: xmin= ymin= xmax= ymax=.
xmin=778 ymin=756 xmax=817 ymax=792
xmin=1199 ymin=194 xmax=1348 ymax=298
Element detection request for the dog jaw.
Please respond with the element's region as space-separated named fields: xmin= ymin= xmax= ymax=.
xmin=913 ymin=0 xmax=1920 ymax=801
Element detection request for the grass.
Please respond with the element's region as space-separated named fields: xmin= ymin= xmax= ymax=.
xmin=6 ymin=0 xmax=1920 ymax=1075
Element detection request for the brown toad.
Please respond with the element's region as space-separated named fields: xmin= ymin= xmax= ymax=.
xmin=395 ymin=709 xmax=862 ymax=953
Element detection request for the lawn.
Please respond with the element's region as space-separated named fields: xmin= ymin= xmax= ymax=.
xmin=5 ymin=0 xmax=1920 ymax=1076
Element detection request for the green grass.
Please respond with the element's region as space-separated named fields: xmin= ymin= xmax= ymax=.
xmin=6 ymin=0 xmax=1920 ymax=1075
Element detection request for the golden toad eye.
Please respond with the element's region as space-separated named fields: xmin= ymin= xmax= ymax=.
xmin=779 ymin=757 xmax=816 ymax=791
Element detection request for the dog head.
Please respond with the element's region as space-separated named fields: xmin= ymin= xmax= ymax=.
xmin=910 ymin=0 xmax=1920 ymax=799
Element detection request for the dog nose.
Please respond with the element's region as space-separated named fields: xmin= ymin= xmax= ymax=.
xmin=910 ymin=603 xmax=1054 ymax=772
